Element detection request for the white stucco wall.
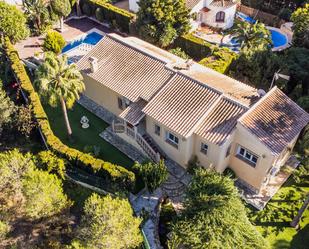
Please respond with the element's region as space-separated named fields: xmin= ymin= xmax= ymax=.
xmin=202 ymin=4 xmax=237 ymax=30
xmin=129 ymin=0 xmax=139 ymax=13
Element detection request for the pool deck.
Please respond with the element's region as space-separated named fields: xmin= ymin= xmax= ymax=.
xmin=15 ymin=17 xmax=113 ymax=59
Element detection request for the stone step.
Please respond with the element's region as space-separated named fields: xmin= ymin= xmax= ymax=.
xmin=163 ymin=185 xmax=186 ymax=198
xmin=162 ymin=181 xmax=185 ymax=190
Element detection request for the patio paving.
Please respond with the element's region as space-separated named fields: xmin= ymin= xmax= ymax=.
xmin=238 ymin=155 xmax=300 ymax=210
xmin=15 ymin=17 xmax=112 ymax=59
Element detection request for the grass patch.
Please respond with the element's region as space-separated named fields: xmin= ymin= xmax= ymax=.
xmin=248 ymin=175 xmax=309 ymax=249
xmin=44 ymin=103 xmax=134 ymax=169
xmin=44 ymin=103 xmax=145 ymax=193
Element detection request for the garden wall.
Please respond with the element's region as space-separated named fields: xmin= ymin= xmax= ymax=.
xmin=238 ymin=4 xmax=285 ymax=27
xmin=4 ymin=38 xmax=136 ymax=192
xmin=80 ymin=0 xmax=136 ymax=33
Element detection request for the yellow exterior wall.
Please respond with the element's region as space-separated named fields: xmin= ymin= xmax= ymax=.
xmin=82 ymin=74 xmax=123 ymax=116
xmin=146 ymin=116 xmax=194 ymax=167
xmin=229 ymin=123 xmax=275 ymax=190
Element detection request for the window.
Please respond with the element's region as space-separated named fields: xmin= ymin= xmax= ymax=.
xmin=216 ymin=11 xmax=225 ymax=22
xmin=165 ymin=131 xmax=179 ymax=148
xmin=200 ymin=143 xmax=208 ymax=155
xmin=236 ymin=146 xmax=258 ymax=167
xmin=226 ymin=145 xmax=231 ymax=157
xmin=117 ymin=97 xmax=124 ymax=110
xmin=154 ymin=124 xmax=161 ymax=136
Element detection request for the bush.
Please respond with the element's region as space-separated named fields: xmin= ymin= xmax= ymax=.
xmin=4 ymin=37 xmax=136 ymax=192
xmin=168 ymin=47 xmax=191 ymax=60
xmin=133 ymin=160 xmax=168 ymax=193
xmin=174 ymin=33 xmax=212 ymax=60
xmin=0 ymin=220 xmax=10 ymax=239
xmin=95 ymin=7 xmax=105 ymax=22
xmin=43 ymin=31 xmax=66 ymax=54
xmin=199 ymin=47 xmax=237 ymax=74
xmin=81 ymin=1 xmax=93 ymax=16
xmin=81 ymin=0 xmax=136 ymax=33
xmin=278 ymin=8 xmax=292 ymax=21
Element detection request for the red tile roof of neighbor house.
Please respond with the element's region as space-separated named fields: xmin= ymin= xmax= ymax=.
xmin=195 ymin=97 xmax=247 ymax=145
xmin=239 ymin=87 xmax=309 ymax=155
xmin=76 ymin=35 xmax=174 ymax=102
xmin=210 ymin=0 xmax=237 ymax=8
xmin=77 ymin=33 xmax=309 ymax=152
xmin=186 ymin=0 xmax=202 ymax=9
xmin=119 ymin=99 xmax=147 ymax=126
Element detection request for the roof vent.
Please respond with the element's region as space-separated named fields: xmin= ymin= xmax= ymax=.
xmin=89 ymin=57 xmax=98 ymax=73
xmin=172 ymin=59 xmax=194 ymax=71
xmin=257 ymin=89 xmax=266 ymax=97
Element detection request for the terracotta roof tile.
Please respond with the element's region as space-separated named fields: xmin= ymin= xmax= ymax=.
xmin=195 ymin=98 xmax=247 ymax=145
xmin=143 ymin=74 xmax=221 ymax=137
xmin=119 ymin=99 xmax=147 ymax=125
xmin=239 ymin=87 xmax=309 ymax=155
xmin=186 ymin=0 xmax=202 ymax=9
xmin=76 ymin=35 xmax=174 ymax=102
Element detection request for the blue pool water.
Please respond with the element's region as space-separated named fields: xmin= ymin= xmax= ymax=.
xmin=62 ymin=31 xmax=104 ymax=53
xmin=235 ymin=12 xmax=288 ymax=49
xmin=236 ymin=12 xmax=256 ymax=24
xmin=269 ymin=29 xmax=287 ymax=48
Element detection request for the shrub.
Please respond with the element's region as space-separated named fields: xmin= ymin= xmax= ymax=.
xmin=95 ymin=7 xmax=105 ymax=22
xmin=133 ymin=160 xmax=168 ymax=193
xmin=199 ymin=47 xmax=237 ymax=74
xmin=36 ymin=150 xmax=66 ymax=179
xmin=0 ymin=221 xmax=10 ymax=239
xmin=81 ymin=1 xmax=93 ymax=16
xmin=43 ymin=31 xmax=66 ymax=54
xmin=81 ymin=0 xmax=136 ymax=33
xmin=22 ymin=169 xmax=71 ymax=219
xmin=168 ymin=47 xmax=191 ymax=60
xmin=174 ymin=33 xmax=212 ymax=60
xmin=4 ymin=37 xmax=136 ymax=192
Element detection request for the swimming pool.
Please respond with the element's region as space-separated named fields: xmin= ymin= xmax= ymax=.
xmin=236 ymin=12 xmax=289 ymax=50
xmin=62 ymin=31 xmax=104 ymax=53
xmin=269 ymin=28 xmax=288 ymax=48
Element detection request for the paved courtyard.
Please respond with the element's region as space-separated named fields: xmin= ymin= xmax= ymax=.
xmin=15 ymin=17 xmax=112 ymax=59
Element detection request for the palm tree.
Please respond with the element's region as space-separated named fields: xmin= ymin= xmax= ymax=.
xmin=23 ymin=0 xmax=50 ymax=34
xmin=35 ymin=52 xmax=85 ymax=137
xmin=229 ymin=21 xmax=272 ymax=52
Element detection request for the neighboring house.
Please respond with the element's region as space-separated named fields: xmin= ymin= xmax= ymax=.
xmin=76 ymin=33 xmax=309 ymax=194
xmin=129 ymin=0 xmax=239 ymax=30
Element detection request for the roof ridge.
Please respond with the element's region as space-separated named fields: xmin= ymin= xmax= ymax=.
xmin=238 ymin=86 xmax=278 ymax=123
xmin=106 ymin=34 xmax=170 ymax=64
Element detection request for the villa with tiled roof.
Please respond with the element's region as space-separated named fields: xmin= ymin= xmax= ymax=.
xmin=129 ymin=0 xmax=239 ymax=30
xmin=77 ymin=33 xmax=309 ymax=194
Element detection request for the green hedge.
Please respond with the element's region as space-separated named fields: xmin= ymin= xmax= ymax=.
xmin=81 ymin=0 xmax=136 ymax=33
xmin=4 ymin=38 xmax=135 ymax=192
xmin=174 ymin=33 xmax=213 ymax=61
xmin=199 ymin=47 xmax=237 ymax=74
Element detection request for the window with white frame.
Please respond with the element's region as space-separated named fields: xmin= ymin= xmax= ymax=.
xmin=154 ymin=124 xmax=161 ymax=136
xmin=200 ymin=142 xmax=208 ymax=155
xmin=236 ymin=146 xmax=258 ymax=167
xmin=165 ymin=131 xmax=179 ymax=148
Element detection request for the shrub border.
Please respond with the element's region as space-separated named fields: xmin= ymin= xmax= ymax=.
xmin=4 ymin=38 xmax=135 ymax=191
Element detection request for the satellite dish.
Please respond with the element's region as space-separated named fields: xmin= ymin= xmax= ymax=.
xmin=257 ymin=89 xmax=266 ymax=97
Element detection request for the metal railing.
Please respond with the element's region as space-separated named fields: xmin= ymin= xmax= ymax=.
xmin=112 ymin=120 xmax=160 ymax=162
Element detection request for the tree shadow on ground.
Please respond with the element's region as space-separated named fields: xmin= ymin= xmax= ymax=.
xmin=290 ymin=224 xmax=309 ymax=249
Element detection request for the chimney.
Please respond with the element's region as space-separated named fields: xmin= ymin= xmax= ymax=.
xmin=89 ymin=57 xmax=98 ymax=73
xmin=185 ymin=59 xmax=194 ymax=70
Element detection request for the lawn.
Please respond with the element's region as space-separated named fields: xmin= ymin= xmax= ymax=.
xmin=44 ymin=103 xmax=134 ymax=169
xmin=248 ymin=175 xmax=309 ymax=249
